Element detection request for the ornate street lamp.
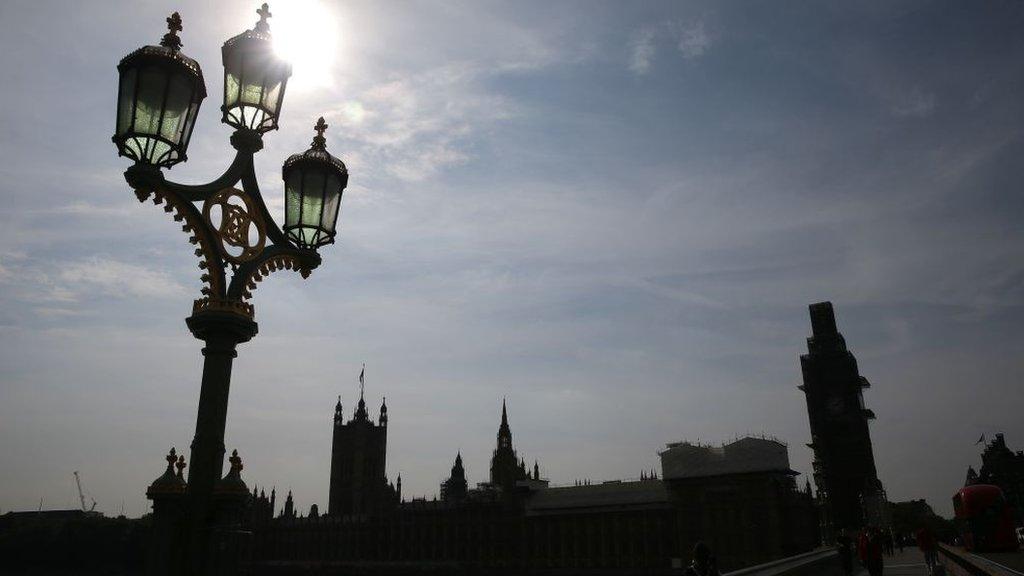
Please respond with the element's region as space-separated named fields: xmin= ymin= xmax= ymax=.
xmin=113 ymin=6 xmax=349 ymax=573
xmin=221 ymin=4 xmax=291 ymax=133
xmin=113 ymin=12 xmax=206 ymax=168
xmin=283 ymin=117 xmax=349 ymax=248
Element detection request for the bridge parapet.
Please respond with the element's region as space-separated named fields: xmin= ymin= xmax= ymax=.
xmin=725 ymin=548 xmax=841 ymax=576
xmin=939 ymin=544 xmax=1024 ymax=576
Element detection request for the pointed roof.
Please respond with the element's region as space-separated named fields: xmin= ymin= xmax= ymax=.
xmin=497 ymin=398 xmax=511 ymax=439
xmin=451 ymin=451 xmax=465 ymax=478
xmin=354 ymin=377 xmax=368 ymax=421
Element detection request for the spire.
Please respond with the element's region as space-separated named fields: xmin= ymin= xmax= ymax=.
xmin=379 ymin=396 xmax=388 ymax=426
xmin=451 ymin=451 xmax=466 ymax=481
xmin=334 ymin=395 xmax=343 ymax=425
xmin=354 ymin=366 xmax=368 ymax=421
xmin=533 ymin=460 xmax=539 ymax=481
xmin=283 ymin=489 xmax=294 ymax=518
xmin=497 ymin=398 xmax=512 ymax=447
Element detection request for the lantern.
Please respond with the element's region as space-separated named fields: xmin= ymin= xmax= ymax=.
xmin=113 ymin=13 xmax=206 ymax=168
xmin=282 ymin=118 xmax=348 ymax=249
xmin=221 ymin=4 xmax=291 ymax=133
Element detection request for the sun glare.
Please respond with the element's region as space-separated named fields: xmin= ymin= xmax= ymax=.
xmin=270 ymin=0 xmax=339 ymax=90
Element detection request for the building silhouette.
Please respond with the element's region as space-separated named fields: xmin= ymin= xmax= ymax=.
xmin=964 ymin=433 xmax=1024 ymax=524
xmin=799 ymin=301 xmax=889 ymax=535
xmin=489 ymin=399 xmax=531 ymax=491
xmin=327 ymin=386 xmax=399 ymax=516
xmin=439 ymin=451 xmax=468 ymax=502
xmin=241 ymin=393 xmax=818 ymax=572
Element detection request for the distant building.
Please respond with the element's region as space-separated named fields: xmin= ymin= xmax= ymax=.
xmin=660 ymin=437 xmax=820 ymax=565
xmin=889 ymin=499 xmax=950 ymax=538
xmin=327 ymin=388 xmax=399 ymax=516
xmin=245 ymin=397 xmax=818 ymax=572
xmin=488 ymin=399 xmax=531 ymax=491
xmin=439 ymin=451 xmax=468 ymax=502
xmin=965 ymin=433 xmax=1024 ymax=524
xmin=799 ymin=302 xmax=890 ymax=535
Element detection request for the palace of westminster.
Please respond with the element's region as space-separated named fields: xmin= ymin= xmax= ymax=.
xmin=142 ymin=302 xmax=898 ymax=572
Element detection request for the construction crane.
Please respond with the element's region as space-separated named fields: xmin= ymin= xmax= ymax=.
xmin=73 ymin=471 xmax=97 ymax=512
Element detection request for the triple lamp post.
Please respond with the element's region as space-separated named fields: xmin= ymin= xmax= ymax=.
xmin=112 ymin=5 xmax=348 ymax=574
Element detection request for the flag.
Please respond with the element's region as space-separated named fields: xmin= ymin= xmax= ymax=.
xmin=976 ymin=434 xmax=985 ymax=445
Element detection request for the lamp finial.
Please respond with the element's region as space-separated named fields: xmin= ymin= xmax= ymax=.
xmin=256 ymin=3 xmax=272 ymax=34
xmin=312 ymin=117 xmax=328 ymax=149
xmin=161 ymin=12 xmax=183 ymax=51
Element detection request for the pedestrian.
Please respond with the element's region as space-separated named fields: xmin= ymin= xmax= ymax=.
xmin=684 ymin=541 xmax=722 ymax=576
xmin=857 ymin=528 xmax=869 ymax=565
xmin=836 ymin=530 xmax=854 ymax=576
xmin=863 ymin=527 xmax=885 ymax=576
xmin=916 ymin=526 xmax=938 ymax=571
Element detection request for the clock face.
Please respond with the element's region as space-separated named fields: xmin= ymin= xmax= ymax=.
xmin=827 ymin=396 xmax=845 ymax=415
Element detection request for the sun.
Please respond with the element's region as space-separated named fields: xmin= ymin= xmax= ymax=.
xmin=270 ymin=0 xmax=340 ymax=90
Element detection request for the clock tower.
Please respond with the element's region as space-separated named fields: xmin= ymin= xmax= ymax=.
xmin=799 ymin=302 xmax=886 ymax=534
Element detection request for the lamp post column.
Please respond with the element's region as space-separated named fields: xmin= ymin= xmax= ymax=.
xmin=184 ymin=310 xmax=258 ymax=573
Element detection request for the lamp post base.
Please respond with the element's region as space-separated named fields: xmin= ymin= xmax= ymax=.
xmin=183 ymin=309 xmax=257 ymax=575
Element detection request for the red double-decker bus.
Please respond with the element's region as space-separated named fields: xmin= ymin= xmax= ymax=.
xmin=953 ymin=484 xmax=1019 ymax=552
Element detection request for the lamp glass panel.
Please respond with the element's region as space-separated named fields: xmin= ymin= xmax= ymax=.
xmin=181 ymin=101 xmax=199 ymax=148
xmin=238 ymin=52 xmax=268 ymax=105
xmin=239 ymin=106 xmax=269 ymax=130
xmin=285 ymin=171 xmax=302 ymax=228
xmin=152 ymin=139 xmax=173 ymax=164
xmin=225 ymin=71 xmax=241 ymax=108
xmin=133 ymin=67 xmax=168 ymax=136
xmin=116 ymin=68 xmax=137 ymax=136
xmin=300 ymin=170 xmax=326 ymax=228
xmin=261 ymin=80 xmax=282 ymax=115
xmin=299 ymin=227 xmax=318 ymax=247
xmin=160 ymin=73 xmax=192 ymax=143
xmin=321 ymin=175 xmax=341 ymax=233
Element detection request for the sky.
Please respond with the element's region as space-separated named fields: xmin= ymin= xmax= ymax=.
xmin=1 ymin=0 xmax=1023 ymax=519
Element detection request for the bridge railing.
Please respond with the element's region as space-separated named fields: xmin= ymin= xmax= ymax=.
xmin=938 ymin=544 xmax=1024 ymax=576
xmin=724 ymin=548 xmax=840 ymax=576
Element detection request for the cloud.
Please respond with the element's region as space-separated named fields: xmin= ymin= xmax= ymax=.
xmin=672 ymin=20 xmax=711 ymax=60
xmin=629 ymin=28 xmax=657 ymax=75
xmin=327 ymin=65 xmax=514 ymax=182
xmin=56 ymin=202 xmax=133 ymax=218
xmin=889 ymin=87 xmax=937 ymax=118
xmin=58 ymin=257 xmax=186 ymax=300
xmin=0 ymin=255 xmax=186 ymax=311
xmin=629 ymin=19 xmax=712 ymax=75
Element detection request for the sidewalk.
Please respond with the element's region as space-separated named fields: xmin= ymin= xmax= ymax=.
xmin=855 ymin=547 xmax=929 ymax=575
